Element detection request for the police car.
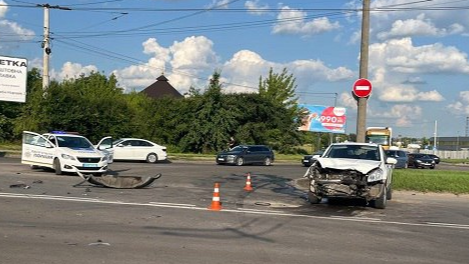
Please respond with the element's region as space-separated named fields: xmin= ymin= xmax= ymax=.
xmin=21 ymin=131 xmax=113 ymax=175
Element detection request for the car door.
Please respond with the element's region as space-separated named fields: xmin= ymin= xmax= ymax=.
xmin=96 ymin=136 xmax=113 ymax=163
xmin=21 ymin=131 xmax=56 ymax=168
xmin=113 ymin=139 xmax=133 ymax=160
xmin=131 ymin=140 xmax=154 ymax=160
xmin=248 ymin=146 xmax=264 ymax=163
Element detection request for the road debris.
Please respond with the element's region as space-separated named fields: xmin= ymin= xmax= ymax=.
xmin=10 ymin=183 xmax=30 ymax=189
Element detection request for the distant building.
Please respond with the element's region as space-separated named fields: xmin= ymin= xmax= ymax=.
xmin=140 ymin=75 xmax=183 ymax=99
xmin=434 ymin=137 xmax=469 ymax=151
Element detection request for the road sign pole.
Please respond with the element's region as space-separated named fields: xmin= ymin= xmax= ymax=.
xmin=356 ymin=0 xmax=371 ymax=143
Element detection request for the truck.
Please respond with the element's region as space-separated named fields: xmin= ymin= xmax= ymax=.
xmin=365 ymin=127 xmax=392 ymax=150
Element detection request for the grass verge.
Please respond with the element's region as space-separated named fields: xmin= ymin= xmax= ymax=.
xmin=393 ymin=169 xmax=469 ymax=194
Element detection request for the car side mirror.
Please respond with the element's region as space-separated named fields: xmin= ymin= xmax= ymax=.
xmin=313 ymin=154 xmax=321 ymax=159
xmin=45 ymin=142 xmax=54 ymax=148
xmin=386 ymin=157 xmax=397 ymax=165
xmin=117 ymin=143 xmax=124 ymax=147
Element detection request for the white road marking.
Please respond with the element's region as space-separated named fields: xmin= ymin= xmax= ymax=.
xmin=149 ymin=202 xmax=196 ymax=207
xmin=1 ymin=192 xmax=468 ymax=230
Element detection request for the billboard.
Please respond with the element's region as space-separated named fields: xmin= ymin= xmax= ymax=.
xmin=0 ymin=55 xmax=28 ymax=103
xmin=298 ymin=105 xmax=347 ymax=133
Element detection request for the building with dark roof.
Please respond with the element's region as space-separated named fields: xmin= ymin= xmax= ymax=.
xmin=140 ymin=75 xmax=183 ymax=99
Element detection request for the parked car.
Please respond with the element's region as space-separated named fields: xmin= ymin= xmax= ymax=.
xmin=302 ymin=150 xmax=324 ymax=167
xmin=112 ymin=138 xmax=167 ymax=163
xmin=22 ymin=131 xmax=113 ymax=175
xmin=385 ymin=149 xmax=409 ymax=168
xmin=216 ymin=145 xmax=274 ymax=166
xmin=304 ymin=142 xmax=397 ymax=209
xmin=427 ymin=154 xmax=440 ymax=164
xmin=407 ymin=153 xmax=436 ymax=169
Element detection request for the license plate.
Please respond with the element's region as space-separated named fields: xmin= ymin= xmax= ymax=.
xmin=303 ymin=160 xmax=309 ymax=163
xmin=217 ymin=158 xmax=224 ymax=161
xmin=83 ymin=163 xmax=98 ymax=167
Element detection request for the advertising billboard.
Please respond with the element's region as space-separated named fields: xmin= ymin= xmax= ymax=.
xmin=0 ymin=55 xmax=28 ymax=103
xmin=298 ymin=105 xmax=347 ymax=133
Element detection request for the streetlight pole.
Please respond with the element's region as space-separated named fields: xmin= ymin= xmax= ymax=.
xmin=38 ymin=4 xmax=71 ymax=90
xmin=42 ymin=4 xmax=50 ymax=90
xmin=356 ymin=0 xmax=371 ymax=143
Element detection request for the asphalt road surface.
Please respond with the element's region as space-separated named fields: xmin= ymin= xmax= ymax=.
xmin=0 ymin=158 xmax=468 ymax=264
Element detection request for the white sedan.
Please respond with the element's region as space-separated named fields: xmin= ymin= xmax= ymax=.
xmin=112 ymin=138 xmax=167 ymax=163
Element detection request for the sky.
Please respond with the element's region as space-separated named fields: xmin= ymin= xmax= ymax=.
xmin=1 ymin=0 xmax=469 ymax=138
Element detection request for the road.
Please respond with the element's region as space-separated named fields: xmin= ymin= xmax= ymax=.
xmin=0 ymin=158 xmax=468 ymax=264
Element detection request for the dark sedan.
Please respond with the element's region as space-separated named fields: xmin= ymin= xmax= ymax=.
xmin=427 ymin=154 xmax=441 ymax=164
xmin=408 ymin=153 xmax=436 ymax=169
xmin=216 ymin=145 xmax=274 ymax=166
xmin=301 ymin=151 xmax=324 ymax=167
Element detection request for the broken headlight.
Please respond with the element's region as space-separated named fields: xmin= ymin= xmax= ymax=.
xmin=367 ymin=168 xmax=384 ymax=182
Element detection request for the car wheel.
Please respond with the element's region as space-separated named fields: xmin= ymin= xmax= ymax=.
xmin=263 ymin=157 xmax=272 ymax=166
xmin=371 ymin=185 xmax=387 ymax=209
xmin=430 ymin=166 xmax=435 ymax=169
xmin=386 ymin=185 xmax=393 ymax=200
xmin=308 ymin=191 xmax=321 ymax=204
xmin=146 ymin=153 xmax=158 ymax=163
xmin=236 ymin=157 xmax=244 ymax=166
xmin=53 ymin=158 xmax=63 ymax=175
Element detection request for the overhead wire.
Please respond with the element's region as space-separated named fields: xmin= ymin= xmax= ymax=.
xmin=5 ymin=0 xmax=469 ymax=91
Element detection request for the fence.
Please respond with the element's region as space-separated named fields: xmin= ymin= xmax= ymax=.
xmin=406 ymin=149 xmax=469 ymax=160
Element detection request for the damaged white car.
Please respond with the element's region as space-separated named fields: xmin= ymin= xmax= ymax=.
xmin=304 ymin=142 xmax=397 ymax=209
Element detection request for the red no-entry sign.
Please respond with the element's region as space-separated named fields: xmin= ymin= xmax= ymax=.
xmin=352 ymin=78 xmax=372 ymax=98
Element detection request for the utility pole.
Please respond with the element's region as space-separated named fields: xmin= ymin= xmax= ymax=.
xmin=466 ymin=116 xmax=469 ymax=137
xmin=38 ymin=4 xmax=71 ymax=90
xmin=42 ymin=4 xmax=50 ymax=90
xmin=356 ymin=0 xmax=371 ymax=143
xmin=433 ymin=120 xmax=438 ymax=154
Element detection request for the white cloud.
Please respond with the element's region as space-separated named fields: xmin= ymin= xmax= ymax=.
xmin=50 ymin=62 xmax=99 ymax=81
xmin=113 ymin=36 xmax=218 ymax=93
xmin=361 ymin=37 xmax=469 ymax=104
xmin=221 ymin=50 xmax=354 ymax=93
xmin=207 ymin=0 xmax=231 ymax=9
xmin=371 ymin=104 xmax=423 ymax=127
xmin=370 ymin=37 xmax=469 ymax=74
xmin=339 ymin=92 xmax=357 ymax=110
xmin=287 ymin=60 xmax=354 ymax=82
xmin=245 ymin=0 xmax=269 ymax=15
xmin=377 ymin=14 xmax=464 ymax=40
xmin=447 ymin=91 xmax=469 ymax=115
xmin=0 ymin=1 xmax=35 ymax=53
xmin=378 ymin=86 xmax=444 ymax=102
xmin=370 ymin=0 xmax=469 ymax=38
xmin=272 ymin=6 xmax=340 ymax=36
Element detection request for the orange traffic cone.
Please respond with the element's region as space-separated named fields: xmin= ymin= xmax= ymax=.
xmin=208 ymin=182 xmax=222 ymax=211
xmin=244 ymin=172 xmax=253 ymax=191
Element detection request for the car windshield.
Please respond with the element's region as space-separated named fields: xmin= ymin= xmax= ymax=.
xmin=56 ymin=136 xmax=93 ymax=148
xmin=324 ymin=145 xmax=380 ymax=161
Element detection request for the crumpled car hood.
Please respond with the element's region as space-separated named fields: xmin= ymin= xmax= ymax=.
xmin=315 ymin=157 xmax=381 ymax=174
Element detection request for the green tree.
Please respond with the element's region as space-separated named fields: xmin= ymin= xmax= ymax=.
xmin=180 ymin=72 xmax=240 ymax=153
xmin=15 ymin=71 xmax=134 ymax=142
xmin=257 ymin=68 xmax=303 ymax=152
